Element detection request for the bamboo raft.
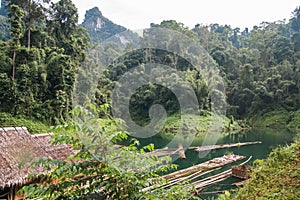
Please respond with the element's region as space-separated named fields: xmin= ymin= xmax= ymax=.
xmin=142 ymin=142 xmax=260 ymax=192
xmin=142 ymin=154 xmax=249 ymax=192
xmin=189 ymin=141 xmax=262 ymax=152
xmin=193 ymin=156 xmax=252 ymax=190
xmin=162 ymin=154 xmax=245 ymax=180
xmin=146 ymin=144 xmax=186 ymax=158
xmin=146 ymin=141 xmax=261 ymax=159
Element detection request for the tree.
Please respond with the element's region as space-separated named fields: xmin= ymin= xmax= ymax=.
xmin=47 ymin=0 xmax=79 ymax=46
xmin=0 ymin=0 xmax=90 ymax=123
xmin=0 ymin=16 xmax=11 ymax=41
xmin=290 ymin=6 xmax=300 ymax=32
xmin=0 ymin=73 xmax=15 ymax=112
xmin=5 ymin=0 xmax=50 ymax=49
xmin=8 ymin=4 xmax=24 ymax=80
xmin=46 ymin=52 xmax=77 ymax=123
xmin=151 ymin=20 xmax=197 ymax=39
xmin=47 ymin=0 xmax=89 ymax=63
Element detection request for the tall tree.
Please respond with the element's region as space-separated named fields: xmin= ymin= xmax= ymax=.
xmin=4 ymin=0 xmax=50 ymax=49
xmin=47 ymin=0 xmax=89 ymax=63
xmin=290 ymin=6 xmax=300 ymax=32
xmin=47 ymin=0 xmax=79 ymax=46
xmin=8 ymin=4 xmax=24 ymax=79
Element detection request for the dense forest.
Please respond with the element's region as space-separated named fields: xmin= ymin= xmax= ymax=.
xmin=0 ymin=2 xmax=299 ymax=128
xmin=0 ymin=0 xmax=300 ymax=199
xmin=0 ymin=0 xmax=90 ymax=125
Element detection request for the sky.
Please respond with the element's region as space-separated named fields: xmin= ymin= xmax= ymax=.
xmin=0 ymin=0 xmax=299 ymax=30
xmin=70 ymin=0 xmax=299 ymax=30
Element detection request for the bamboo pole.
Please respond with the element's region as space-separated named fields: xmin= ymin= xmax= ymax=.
xmin=146 ymin=144 xmax=186 ymax=158
xmin=193 ymin=155 xmax=252 ymax=189
xmin=142 ymin=155 xmax=252 ymax=192
xmin=146 ymin=141 xmax=260 ymax=158
xmin=160 ymin=168 xmax=221 ymax=189
xmin=189 ymin=141 xmax=262 ymax=152
xmin=162 ymin=154 xmax=245 ymax=180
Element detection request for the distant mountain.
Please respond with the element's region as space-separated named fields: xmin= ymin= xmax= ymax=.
xmin=0 ymin=15 xmax=10 ymax=41
xmin=81 ymin=7 xmax=128 ymax=44
xmin=0 ymin=0 xmax=8 ymax=16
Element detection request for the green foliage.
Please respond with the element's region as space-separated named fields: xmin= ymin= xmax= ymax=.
xmin=248 ymin=109 xmax=290 ymax=128
xmin=0 ymin=2 xmax=299 ymax=199
xmin=0 ymin=0 xmax=90 ymax=124
xmin=161 ymin=113 xmax=241 ymax=136
xmin=0 ymin=16 xmax=10 ymax=41
xmin=20 ymin=104 xmax=200 ymax=199
xmin=6 ymin=0 xmax=51 ymax=48
xmin=216 ymin=191 xmax=231 ymax=200
xmin=1 ymin=2 xmax=299 ymax=129
xmin=192 ymin=16 xmax=300 ymax=119
xmin=91 ymin=7 xmax=300 ymax=130
xmin=8 ymin=4 xmax=24 ymax=46
xmin=290 ymin=6 xmax=300 ymax=32
xmin=287 ymin=110 xmax=300 ymax=132
xmin=230 ymin=135 xmax=300 ymax=199
xmin=96 ymin=47 xmax=210 ymax=125
xmin=0 ymin=73 xmax=15 ymax=111
xmin=151 ymin=20 xmax=197 ymax=39
xmin=0 ymin=112 xmax=49 ymax=133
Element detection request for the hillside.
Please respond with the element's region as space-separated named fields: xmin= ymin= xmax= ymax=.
xmin=227 ymin=135 xmax=300 ymax=199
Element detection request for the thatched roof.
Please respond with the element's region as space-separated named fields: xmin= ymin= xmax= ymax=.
xmin=0 ymin=127 xmax=73 ymax=188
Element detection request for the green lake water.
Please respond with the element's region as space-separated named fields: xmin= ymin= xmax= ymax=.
xmin=133 ymin=128 xmax=296 ymax=199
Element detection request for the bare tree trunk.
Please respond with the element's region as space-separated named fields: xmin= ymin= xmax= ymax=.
xmin=27 ymin=0 xmax=32 ymax=49
xmin=28 ymin=26 xmax=31 ymax=49
xmin=12 ymin=48 xmax=16 ymax=80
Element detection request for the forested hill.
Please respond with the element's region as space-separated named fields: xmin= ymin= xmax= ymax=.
xmin=0 ymin=15 xmax=9 ymax=41
xmin=192 ymin=10 xmax=300 ymax=120
xmin=94 ymin=6 xmax=300 ymax=129
xmin=0 ymin=5 xmax=128 ymax=43
xmin=1 ymin=2 xmax=300 ymax=199
xmin=0 ymin=0 xmax=299 ymax=130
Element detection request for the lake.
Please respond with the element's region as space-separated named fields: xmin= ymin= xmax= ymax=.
xmin=133 ymin=128 xmax=296 ymax=199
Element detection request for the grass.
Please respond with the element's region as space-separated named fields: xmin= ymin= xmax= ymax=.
xmin=248 ymin=108 xmax=300 ymax=132
xmin=287 ymin=110 xmax=300 ymax=132
xmin=0 ymin=112 xmax=50 ymax=134
xmin=160 ymin=112 xmax=241 ymax=136
xmin=225 ymin=135 xmax=300 ymax=200
xmin=248 ymin=109 xmax=290 ymax=128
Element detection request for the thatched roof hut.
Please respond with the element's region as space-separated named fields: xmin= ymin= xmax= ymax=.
xmin=0 ymin=127 xmax=73 ymax=197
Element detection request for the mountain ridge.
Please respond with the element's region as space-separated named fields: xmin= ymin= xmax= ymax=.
xmin=81 ymin=7 xmax=128 ymax=43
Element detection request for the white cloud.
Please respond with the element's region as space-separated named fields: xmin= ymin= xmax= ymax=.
xmin=71 ymin=0 xmax=299 ymax=29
